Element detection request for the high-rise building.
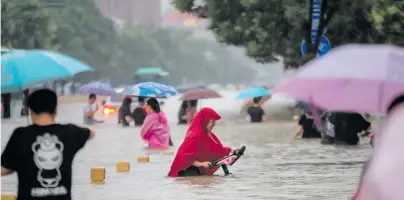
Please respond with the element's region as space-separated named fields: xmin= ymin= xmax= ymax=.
xmin=94 ymin=0 xmax=161 ymax=25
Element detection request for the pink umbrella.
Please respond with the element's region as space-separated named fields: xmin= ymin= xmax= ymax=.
xmin=272 ymin=44 xmax=404 ymax=114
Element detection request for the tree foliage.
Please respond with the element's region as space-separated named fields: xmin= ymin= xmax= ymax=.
xmin=371 ymin=0 xmax=404 ymax=45
xmin=2 ymin=0 xmax=255 ymax=87
xmin=39 ymin=0 xmax=118 ymax=80
xmin=108 ymin=25 xmax=252 ymax=85
xmin=173 ymin=0 xmax=404 ymax=68
xmin=1 ymin=0 xmax=58 ymax=49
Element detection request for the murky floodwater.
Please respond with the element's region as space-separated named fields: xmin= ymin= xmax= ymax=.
xmin=1 ymin=92 xmax=372 ymax=199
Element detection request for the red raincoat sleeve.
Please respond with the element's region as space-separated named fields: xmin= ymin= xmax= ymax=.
xmin=210 ymin=133 xmax=232 ymax=156
xmin=168 ymin=136 xmax=199 ymax=177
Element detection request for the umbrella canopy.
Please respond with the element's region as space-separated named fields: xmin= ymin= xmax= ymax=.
xmin=176 ymin=83 xmax=206 ymax=93
xmin=1 ymin=47 xmax=24 ymax=55
xmin=236 ymin=87 xmax=271 ymax=99
xmin=120 ymin=82 xmax=177 ymax=97
xmin=78 ymin=82 xmax=115 ymax=96
xmin=1 ymin=47 xmax=11 ymax=55
xmin=180 ymin=88 xmax=221 ymax=101
xmin=272 ymin=44 xmax=404 ymax=114
xmin=1 ymin=50 xmax=93 ymax=93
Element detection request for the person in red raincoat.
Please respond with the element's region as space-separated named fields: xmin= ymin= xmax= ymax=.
xmin=168 ymin=107 xmax=238 ymax=177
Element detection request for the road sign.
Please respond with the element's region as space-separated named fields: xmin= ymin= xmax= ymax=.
xmin=311 ymin=0 xmax=321 ymax=42
xmin=301 ymin=35 xmax=331 ymax=57
xmin=301 ymin=0 xmax=330 ymax=58
xmin=317 ymin=35 xmax=331 ymax=57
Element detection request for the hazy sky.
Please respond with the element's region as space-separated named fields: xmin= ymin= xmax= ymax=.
xmin=161 ymin=0 xmax=172 ymax=13
xmin=159 ymin=0 xmax=285 ymax=82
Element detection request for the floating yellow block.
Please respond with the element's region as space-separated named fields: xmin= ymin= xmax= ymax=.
xmin=137 ymin=155 xmax=149 ymax=163
xmin=116 ymin=161 xmax=130 ymax=172
xmin=90 ymin=167 xmax=105 ymax=184
xmin=0 ymin=194 xmax=16 ymax=200
xmin=162 ymin=151 xmax=174 ymax=155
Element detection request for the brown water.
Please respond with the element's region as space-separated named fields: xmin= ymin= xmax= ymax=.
xmin=1 ymin=97 xmax=372 ymax=200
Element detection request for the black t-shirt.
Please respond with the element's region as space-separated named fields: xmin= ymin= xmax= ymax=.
xmin=334 ymin=113 xmax=371 ymax=145
xmin=298 ymin=114 xmax=321 ymax=138
xmin=247 ymin=106 xmax=265 ymax=123
xmin=132 ymin=107 xmax=146 ymax=126
xmin=119 ymin=105 xmax=132 ymax=126
xmin=1 ymin=124 xmax=91 ymax=200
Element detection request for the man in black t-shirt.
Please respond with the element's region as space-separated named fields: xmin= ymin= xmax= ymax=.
xmin=1 ymin=89 xmax=95 ymax=200
xmin=296 ymin=112 xmax=322 ymax=138
xmin=247 ymin=96 xmax=267 ymax=123
xmin=334 ymin=112 xmax=370 ymax=145
xmin=132 ymin=96 xmax=147 ymax=126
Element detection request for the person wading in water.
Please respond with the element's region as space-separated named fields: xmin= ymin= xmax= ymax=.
xmin=1 ymin=89 xmax=95 ymax=200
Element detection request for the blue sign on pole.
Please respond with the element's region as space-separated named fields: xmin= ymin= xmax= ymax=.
xmin=300 ymin=0 xmax=331 ymax=57
xmin=311 ymin=0 xmax=321 ymax=42
xmin=300 ymin=35 xmax=331 ymax=57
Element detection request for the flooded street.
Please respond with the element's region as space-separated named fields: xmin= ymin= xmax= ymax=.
xmin=1 ymin=92 xmax=372 ymax=200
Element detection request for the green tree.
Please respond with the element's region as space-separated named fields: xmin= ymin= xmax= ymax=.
xmin=105 ymin=25 xmax=166 ymax=84
xmin=150 ymin=27 xmax=253 ymax=84
xmin=371 ymin=0 xmax=404 ymax=45
xmin=107 ymin=24 xmax=253 ymax=85
xmin=1 ymin=0 xmax=58 ymax=49
xmin=40 ymin=0 xmax=119 ymax=81
xmin=173 ymin=0 xmax=396 ymax=68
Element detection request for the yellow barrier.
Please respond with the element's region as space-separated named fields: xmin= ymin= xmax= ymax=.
xmin=162 ymin=151 xmax=174 ymax=155
xmin=137 ymin=155 xmax=150 ymax=163
xmin=90 ymin=167 xmax=105 ymax=184
xmin=0 ymin=194 xmax=16 ymax=200
xmin=116 ymin=161 xmax=130 ymax=172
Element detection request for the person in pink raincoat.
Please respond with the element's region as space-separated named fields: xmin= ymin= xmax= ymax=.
xmin=354 ymin=94 xmax=404 ymax=200
xmin=140 ymin=98 xmax=172 ymax=148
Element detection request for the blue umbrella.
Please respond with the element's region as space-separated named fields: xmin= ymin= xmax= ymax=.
xmin=1 ymin=47 xmax=24 ymax=55
xmin=78 ymin=82 xmax=115 ymax=96
xmin=121 ymin=82 xmax=177 ymax=97
xmin=236 ymin=87 xmax=271 ymax=99
xmin=1 ymin=50 xmax=93 ymax=93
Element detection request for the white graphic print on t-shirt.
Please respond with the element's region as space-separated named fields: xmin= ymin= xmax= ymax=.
xmin=31 ymin=133 xmax=67 ymax=197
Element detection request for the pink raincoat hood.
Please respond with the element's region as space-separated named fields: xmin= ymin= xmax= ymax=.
xmin=140 ymin=111 xmax=170 ymax=148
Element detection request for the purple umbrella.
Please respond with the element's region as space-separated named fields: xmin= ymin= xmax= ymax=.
xmin=272 ymin=44 xmax=404 ymax=114
xmin=78 ymin=81 xmax=115 ymax=96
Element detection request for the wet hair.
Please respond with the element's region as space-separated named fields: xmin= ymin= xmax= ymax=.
xmin=27 ymin=89 xmax=58 ymax=115
xmin=202 ymin=118 xmax=215 ymax=134
xmin=202 ymin=120 xmax=209 ymax=134
xmin=253 ymin=96 xmax=262 ymax=104
xmin=147 ymin=98 xmax=160 ymax=113
xmin=138 ymin=96 xmax=145 ymax=103
xmin=190 ymin=100 xmax=198 ymax=107
xmin=89 ymin=93 xmax=96 ymax=100
xmin=123 ymin=97 xmax=132 ymax=106
xmin=387 ymin=94 xmax=404 ymax=114
xmin=180 ymin=101 xmax=188 ymax=110
xmin=303 ymin=106 xmax=312 ymax=115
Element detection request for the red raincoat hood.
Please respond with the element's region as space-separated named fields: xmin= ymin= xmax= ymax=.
xmin=168 ymin=107 xmax=231 ymax=177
